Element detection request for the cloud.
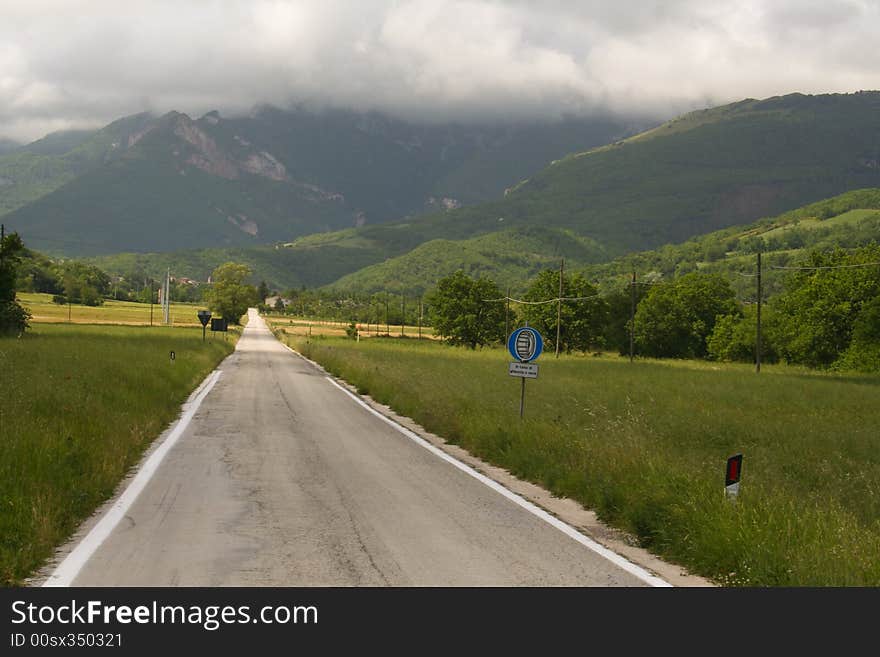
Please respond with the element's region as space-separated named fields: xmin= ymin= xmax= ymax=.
xmin=0 ymin=0 xmax=878 ymax=141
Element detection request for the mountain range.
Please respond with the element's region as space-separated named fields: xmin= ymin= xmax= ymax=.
xmin=6 ymin=91 xmax=880 ymax=294
xmin=0 ymin=107 xmax=636 ymax=255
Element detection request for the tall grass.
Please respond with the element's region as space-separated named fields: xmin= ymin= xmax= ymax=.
xmin=0 ymin=324 xmax=235 ymax=585
xmin=294 ymin=337 xmax=880 ymax=586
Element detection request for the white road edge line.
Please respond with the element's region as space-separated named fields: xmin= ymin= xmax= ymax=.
xmin=284 ymin=339 xmax=672 ymax=587
xmin=42 ymin=369 xmax=224 ymax=587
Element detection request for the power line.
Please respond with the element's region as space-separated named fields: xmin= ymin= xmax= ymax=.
xmin=483 ymin=293 xmax=603 ymax=305
xmin=771 ymin=261 xmax=880 ymax=271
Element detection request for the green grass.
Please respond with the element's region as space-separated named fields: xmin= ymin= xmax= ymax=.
xmin=18 ymin=292 xmax=210 ymax=326
xmin=292 ymin=336 xmax=880 ymax=586
xmin=759 ymin=208 xmax=880 ymax=240
xmin=0 ymin=323 xmax=237 ymax=585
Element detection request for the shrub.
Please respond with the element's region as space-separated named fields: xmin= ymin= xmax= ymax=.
xmin=0 ymin=300 xmax=31 ymax=335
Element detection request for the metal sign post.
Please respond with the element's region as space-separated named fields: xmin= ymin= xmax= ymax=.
xmin=197 ymin=310 xmax=212 ymax=342
xmin=210 ymin=317 xmax=229 ymax=342
xmin=507 ymin=327 xmax=544 ymax=419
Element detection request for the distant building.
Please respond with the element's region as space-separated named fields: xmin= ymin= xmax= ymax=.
xmin=173 ymin=277 xmax=200 ymax=286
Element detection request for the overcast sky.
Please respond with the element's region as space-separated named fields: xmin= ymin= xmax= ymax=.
xmin=1 ymin=0 xmax=878 ymax=142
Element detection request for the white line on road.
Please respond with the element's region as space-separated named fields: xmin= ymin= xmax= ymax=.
xmin=323 ymin=376 xmax=672 ymax=588
xmin=42 ymin=370 xmax=224 ymax=587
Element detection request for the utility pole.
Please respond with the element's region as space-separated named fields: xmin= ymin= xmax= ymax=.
xmin=418 ymin=297 xmax=423 ymax=339
xmin=401 ymin=296 xmax=405 ymax=337
xmin=149 ymin=281 xmax=154 ymax=327
xmin=756 ymin=252 xmax=763 ymax=373
xmin=505 ymin=286 xmax=510 ymax=339
xmin=385 ymin=296 xmax=389 ymax=335
xmin=163 ymin=268 xmax=170 ymax=325
xmin=555 ymin=258 xmax=564 ymax=358
xmin=629 ymin=271 xmax=636 ymax=363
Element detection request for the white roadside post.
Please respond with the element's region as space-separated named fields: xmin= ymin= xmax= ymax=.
xmin=725 ymin=453 xmax=743 ymax=501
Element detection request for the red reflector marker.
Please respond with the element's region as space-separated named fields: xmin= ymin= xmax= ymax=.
xmin=725 ymin=454 xmax=743 ymax=499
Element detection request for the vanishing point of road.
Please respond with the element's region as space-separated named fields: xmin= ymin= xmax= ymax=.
xmin=45 ymin=309 xmax=663 ymax=587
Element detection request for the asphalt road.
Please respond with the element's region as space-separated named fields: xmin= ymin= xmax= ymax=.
xmin=59 ymin=310 xmax=653 ymax=586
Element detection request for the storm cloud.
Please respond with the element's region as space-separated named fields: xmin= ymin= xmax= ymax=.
xmin=1 ymin=0 xmax=879 ymax=141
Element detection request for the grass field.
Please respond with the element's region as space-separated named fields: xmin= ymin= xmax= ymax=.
xmin=264 ymin=314 xmax=437 ymax=340
xmin=290 ymin=335 xmax=880 ymax=586
xmin=18 ymin=292 xmax=210 ymax=327
xmin=0 ymin=323 xmax=237 ymax=585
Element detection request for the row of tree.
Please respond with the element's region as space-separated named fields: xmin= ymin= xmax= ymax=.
xmin=424 ymin=245 xmax=880 ymax=372
xmin=16 ymin=248 xmax=205 ymax=305
xmin=268 ymin=287 xmax=429 ymax=327
xmin=7 ymin=228 xmax=879 ymax=371
xmin=4 ymin=232 xmax=264 ymax=331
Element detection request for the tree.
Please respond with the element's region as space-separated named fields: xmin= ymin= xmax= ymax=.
xmin=522 ymin=269 xmax=607 ymax=353
xmin=634 ymin=273 xmax=739 ymax=359
xmin=205 ymin=262 xmax=259 ymax=323
xmin=426 ymin=270 xmax=505 ymax=348
xmin=602 ymin=283 xmax=649 ymax=356
xmin=16 ymin=249 xmax=62 ymax=294
xmin=60 ymin=262 xmax=110 ymax=306
xmin=707 ymin=305 xmax=778 ymax=364
xmin=0 ymin=230 xmax=31 ymax=335
xmin=837 ymin=295 xmax=880 ymax=371
xmin=771 ymin=246 xmax=880 ymax=367
xmin=257 ymin=280 xmax=270 ymax=303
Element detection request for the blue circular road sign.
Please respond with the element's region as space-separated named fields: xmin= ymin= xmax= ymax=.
xmin=508 ymin=327 xmax=543 ymax=362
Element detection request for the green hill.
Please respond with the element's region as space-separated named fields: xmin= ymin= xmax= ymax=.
xmin=326 ymin=226 xmax=607 ymax=295
xmin=69 ymin=186 xmax=880 ymax=313
xmin=580 ymin=188 xmax=880 ymax=298
xmin=451 ymin=92 xmax=880 ymax=253
xmin=226 ymin=91 xmax=873 ymax=290
xmin=276 ymin=91 xmax=880 ymax=270
xmin=88 ymin=188 xmax=880 ymax=296
xmin=319 ymin=189 xmax=880 ymax=298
